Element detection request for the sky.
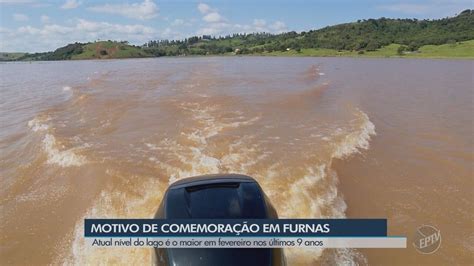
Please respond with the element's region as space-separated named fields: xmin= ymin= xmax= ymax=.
xmin=0 ymin=0 xmax=471 ymax=52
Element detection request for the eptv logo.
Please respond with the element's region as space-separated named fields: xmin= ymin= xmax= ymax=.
xmin=413 ymin=225 xmax=441 ymax=254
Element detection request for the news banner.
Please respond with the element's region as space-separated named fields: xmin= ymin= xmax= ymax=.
xmin=85 ymin=219 xmax=406 ymax=249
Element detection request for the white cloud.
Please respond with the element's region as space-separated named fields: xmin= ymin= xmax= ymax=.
xmin=197 ymin=19 xmax=287 ymax=36
xmin=61 ymin=0 xmax=80 ymax=9
xmin=270 ymin=21 xmax=287 ymax=33
xmin=18 ymin=24 xmax=71 ymax=35
xmin=196 ymin=3 xmax=229 ymax=35
xmin=197 ymin=3 xmax=213 ymax=14
xmin=162 ymin=27 xmax=172 ymax=35
xmin=252 ymin=19 xmax=268 ymax=32
xmin=171 ymin=19 xmax=184 ymax=26
xmin=76 ymin=19 xmax=155 ymax=35
xmin=89 ymin=0 xmax=158 ymax=20
xmin=40 ymin=15 xmax=50 ymax=24
xmin=203 ymin=12 xmax=225 ymax=23
xmin=160 ymin=27 xmax=184 ymax=39
xmin=197 ymin=22 xmax=231 ymax=36
xmin=196 ymin=3 xmax=225 ymax=23
xmin=171 ymin=19 xmax=192 ymax=27
xmin=253 ymin=19 xmax=266 ymax=28
xmin=195 ymin=3 xmax=288 ymax=36
xmin=1 ymin=19 xmax=156 ymax=52
xmin=13 ymin=13 xmax=29 ymax=21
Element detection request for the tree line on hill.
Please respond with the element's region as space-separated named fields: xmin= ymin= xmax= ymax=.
xmin=143 ymin=9 xmax=473 ymax=56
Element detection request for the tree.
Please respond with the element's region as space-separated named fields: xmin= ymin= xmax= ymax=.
xmin=407 ymin=42 xmax=419 ymax=51
xmin=365 ymin=40 xmax=380 ymax=51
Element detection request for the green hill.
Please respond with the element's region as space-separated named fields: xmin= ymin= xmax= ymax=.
xmin=73 ymin=41 xmax=150 ymax=60
xmin=17 ymin=41 xmax=150 ymax=61
xmin=0 ymin=52 xmax=26 ymax=61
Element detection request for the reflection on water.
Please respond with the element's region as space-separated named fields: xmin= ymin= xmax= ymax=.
xmin=0 ymin=57 xmax=472 ymax=265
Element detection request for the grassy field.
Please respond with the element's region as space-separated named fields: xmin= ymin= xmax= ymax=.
xmin=261 ymin=40 xmax=474 ymax=59
xmin=406 ymin=40 xmax=474 ymax=58
xmin=72 ymin=41 xmax=150 ymax=60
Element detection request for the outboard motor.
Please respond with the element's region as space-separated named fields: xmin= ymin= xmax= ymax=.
xmin=153 ymin=174 xmax=286 ymax=266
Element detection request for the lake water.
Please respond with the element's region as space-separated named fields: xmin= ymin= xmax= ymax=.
xmin=0 ymin=57 xmax=472 ymax=265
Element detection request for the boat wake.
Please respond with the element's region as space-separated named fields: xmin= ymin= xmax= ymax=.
xmin=61 ymin=67 xmax=375 ymax=266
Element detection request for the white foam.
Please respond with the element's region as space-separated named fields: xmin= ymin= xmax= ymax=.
xmin=63 ymin=97 xmax=373 ymax=265
xmin=158 ymin=102 xmax=263 ymax=186
xmin=65 ymin=177 xmax=165 ymax=265
xmin=145 ymin=143 xmax=159 ymax=150
xmin=280 ymin=110 xmax=376 ymax=264
xmin=42 ymin=134 xmax=87 ymax=167
xmin=63 ymin=86 xmax=72 ymax=91
xmin=27 ymin=117 xmax=50 ymax=132
xmin=332 ymin=110 xmax=376 ymax=159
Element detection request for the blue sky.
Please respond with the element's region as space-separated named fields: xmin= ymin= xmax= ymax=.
xmin=0 ymin=0 xmax=471 ymax=52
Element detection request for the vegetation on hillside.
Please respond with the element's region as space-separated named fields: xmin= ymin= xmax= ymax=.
xmin=72 ymin=41 xmax=150 ymax=60
xmin=0 ymin=52 xmax=26 ymax=61
xmin=4 ymin=9 xmax=473 ymax=61
xmin=143 ymin=9 xmax=473 ymax=56
xmin=17 ymin=41 xmax=149 ymax=61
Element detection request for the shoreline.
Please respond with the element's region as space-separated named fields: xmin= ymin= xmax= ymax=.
xmin=1 ymin=53 xmax=473 ymax=63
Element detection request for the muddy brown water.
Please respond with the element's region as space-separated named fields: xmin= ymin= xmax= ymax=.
xmin=0 ymin=57 xmax=472 ymax=265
